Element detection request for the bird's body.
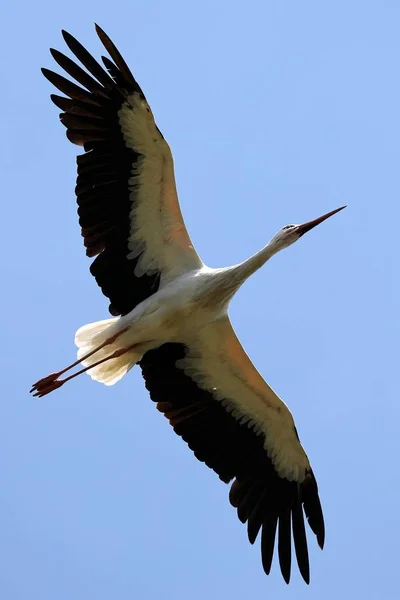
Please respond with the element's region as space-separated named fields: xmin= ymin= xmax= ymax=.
xmin=77 ymin=261 xmax=309 ymax=482
xmin=32 ymin=24 xmax=345 ymax=585
xmin=75 ymin=265 xmax=232 ymax=383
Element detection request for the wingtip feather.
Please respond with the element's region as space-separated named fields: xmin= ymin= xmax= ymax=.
xmin=94 ymin=22 xmax=104 ymax=35
xmin=317 ymin=528 xmax=325 ymax=550
xmin=61 ymin=29 xmax=72 ymax=44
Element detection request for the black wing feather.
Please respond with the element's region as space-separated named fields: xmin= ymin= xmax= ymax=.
xmin=261 ymin=514 xmax=278 ymax=575
xmin=61 ymin=30 xmax=117 ymax=88
xmin=51 ymin=94 xmax=105 ymax=118
xmin=50 ymin=49 xmax=108 ymax=96
xmin=95 ymin=24 xmax=139 ymax=90
xmin=43 ymin=27 xmax=161 ymax=315
xmin=278 ymin=506 xmax=292 ymax=584
xmin=140 ymin=343 xmax=325 ymax=584
xmin=42 ymin=68 xmax=102 ymax=105
xmin=292 ymin=495 xmax=310 ymax=584
xmin=101 ymin=55 xmax=123 ymax=85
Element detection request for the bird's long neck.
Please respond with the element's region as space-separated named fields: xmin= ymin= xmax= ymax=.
xmin=225 ymin=239 xmax=281 ymax=292
xmin=204 ymin=240 xmax=281 ymax=310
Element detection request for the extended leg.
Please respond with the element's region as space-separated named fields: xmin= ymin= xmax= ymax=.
xmin=30 ymin=327 xmax=129 ymax=396
xmin=31 ymin=342 xmax=139 ymax=398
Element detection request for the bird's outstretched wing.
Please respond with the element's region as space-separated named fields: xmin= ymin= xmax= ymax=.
xmin=140 ymin=317 xmax=325 ymax=584
xmin=42 ymin=25 xmax=202 ymax=316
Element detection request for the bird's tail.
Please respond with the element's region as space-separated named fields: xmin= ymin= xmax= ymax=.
xmin=30 ymin=318 xmax=142 ymax=397
xmin=74 ymin=318 xmax=140 ymax=385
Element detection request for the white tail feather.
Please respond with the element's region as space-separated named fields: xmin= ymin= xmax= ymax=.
xmin=74 ymin=318 xmax=118 ymax=346
xmin=75 ymin=318 xmax=140 ymax=386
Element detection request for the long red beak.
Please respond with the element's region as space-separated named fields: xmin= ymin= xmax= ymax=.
xmin=296 ymin=205 xmax=346 ymax=236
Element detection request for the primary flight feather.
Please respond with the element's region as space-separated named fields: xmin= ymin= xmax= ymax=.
xmin=32 ymin=24 xmax=345 ymax=584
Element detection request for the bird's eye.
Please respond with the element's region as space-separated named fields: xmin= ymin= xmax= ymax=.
xmin=282 ymin=225 xmax=293 ymax=230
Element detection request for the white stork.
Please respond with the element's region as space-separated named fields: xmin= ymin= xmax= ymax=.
xmin=31 ymin=24 xmax=345 ymax=584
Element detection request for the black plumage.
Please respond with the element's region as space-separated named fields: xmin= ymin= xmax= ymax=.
xmin=42 ymin=25 xmax=160 ymax=316
xmin=140 ymin=343 xmax=325 ymax=584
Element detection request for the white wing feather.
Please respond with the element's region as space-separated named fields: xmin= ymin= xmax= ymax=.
xmin=176 ymin=316 xmax=311 ymax=482
xmin=118 ymin=93 xmax=203 ymax=283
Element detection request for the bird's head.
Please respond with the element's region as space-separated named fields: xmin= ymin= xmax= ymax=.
xmin=269 ymin=206 xmax=346 ymax=251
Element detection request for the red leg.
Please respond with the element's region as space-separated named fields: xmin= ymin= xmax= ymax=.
xmin=30 ymin=327 xmax=129 ymax=396
xmin=31 ymin=341 xmax=138 ymax=398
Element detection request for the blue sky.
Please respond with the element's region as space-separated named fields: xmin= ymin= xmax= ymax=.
xmin=1 ymin=1 xmax=399 ymax=598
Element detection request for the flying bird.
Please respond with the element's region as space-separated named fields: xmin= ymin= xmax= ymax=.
xmin=32 ymin=24 xmax=345 ymax=584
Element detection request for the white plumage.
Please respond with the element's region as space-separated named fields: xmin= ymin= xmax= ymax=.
xmin=119 ymin=95 xmax=201 ymax=279
xmin=31 ymin=24 xmax=345 ymax=585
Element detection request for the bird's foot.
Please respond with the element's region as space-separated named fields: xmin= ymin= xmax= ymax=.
xmin=30 ymin=373 xmax=65 ymax=397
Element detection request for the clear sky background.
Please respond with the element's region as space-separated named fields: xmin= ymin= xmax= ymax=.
xmin=1 ymin=1 xmax=399 ymax=598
